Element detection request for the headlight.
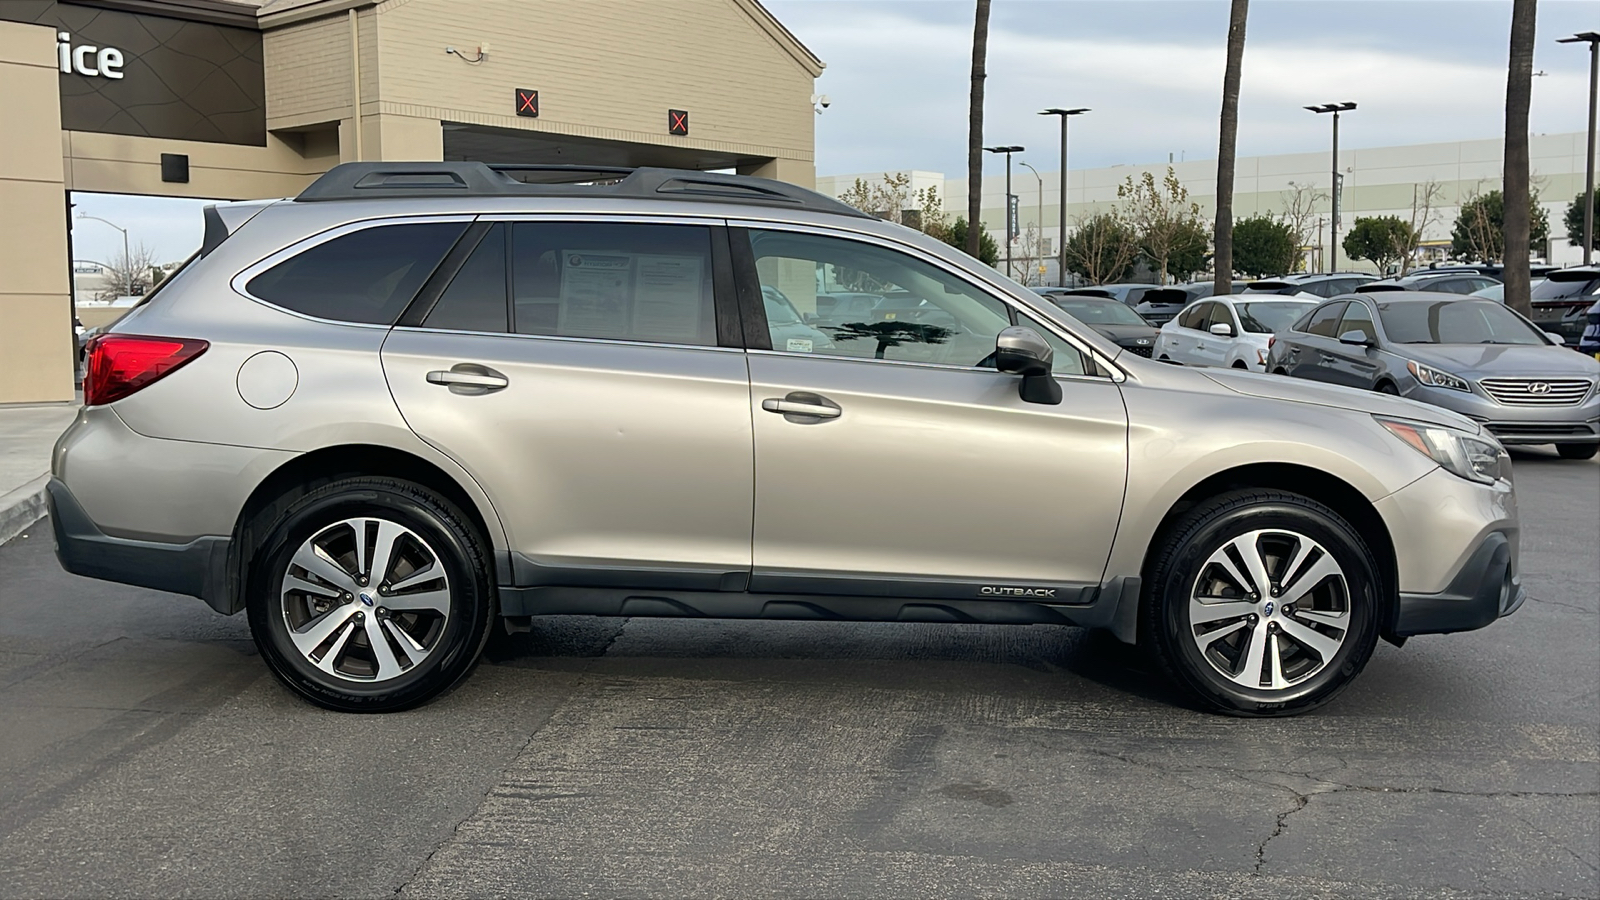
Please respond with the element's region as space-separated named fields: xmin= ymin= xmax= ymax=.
xmin=1376 ymin=416 xmax=1506 ymax=484
xmin=1406 ymin=360 xmax=1469 ymax=391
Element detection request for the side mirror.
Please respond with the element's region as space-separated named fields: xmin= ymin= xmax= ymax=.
xmin=1544 ymin=332 xmax=1567 ymax=346
xmin=1209 ymin=322 xmax=1234 ymax=337
xmin=994 ymin=326 xmax=1062 ymax=405
xmin=1339 ymin=330 xmax=1374 ymax=347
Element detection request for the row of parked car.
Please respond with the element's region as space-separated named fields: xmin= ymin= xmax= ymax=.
xmin=1033 ymin=266 xmax=1600 ymax=460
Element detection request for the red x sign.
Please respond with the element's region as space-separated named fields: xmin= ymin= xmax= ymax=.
xmin=515 ymin=89 xmax=539 ymax=118
xmin=668 ymin=109 xmax=689 ymax=136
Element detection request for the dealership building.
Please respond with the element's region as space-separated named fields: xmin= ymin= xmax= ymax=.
xmin=0 ymin=0 xmax=822 ymax=404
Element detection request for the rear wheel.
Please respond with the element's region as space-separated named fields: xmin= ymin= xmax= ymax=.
xmin=1557 ymin=442 xmax=1599 ymax=460
xmin=245 ymin=477 xmax=495 ymax=712
xmin=1141 ymin=489 xmax=1380 ymax=716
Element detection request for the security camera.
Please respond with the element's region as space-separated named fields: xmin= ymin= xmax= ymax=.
xmin=819 ymin=95 xmax=831 ymax=108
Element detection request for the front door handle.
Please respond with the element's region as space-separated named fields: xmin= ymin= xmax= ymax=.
xmin=762 ymin=391 xmax=841 ymax=420
xmin=426 ymin=364 xmax=508 ymax=394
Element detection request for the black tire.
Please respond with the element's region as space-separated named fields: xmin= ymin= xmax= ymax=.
xmin=1556 ymin=442 xmax=1599 ymax=460
xmin=245 ymin=477 xmax=496 ymax=712
xmin=1375 ymin=382 xmax=1400 ymax=395
xmin=1232 ymin=361 xmax=1248 ymax=369
xmin=1271 ymin=368 xmax=1287 ymax=376
xmin=1140 ymin=489 xmax=1381 ymax=717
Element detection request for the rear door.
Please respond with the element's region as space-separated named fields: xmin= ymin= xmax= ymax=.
xmin=382 ymin=217 xmax=755 ymax=589
xmin=734 ymin=226 xmax=1128 ymax=599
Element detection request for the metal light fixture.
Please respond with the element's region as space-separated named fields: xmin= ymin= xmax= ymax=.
xmin=1305 ymin=102 xmax=1356 ymax=273
xmin=1040 ymin=108 xmax=1089 ymax=286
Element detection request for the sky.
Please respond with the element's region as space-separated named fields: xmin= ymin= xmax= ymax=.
xmin=72 ymin=0 xmax=1598 ymax=264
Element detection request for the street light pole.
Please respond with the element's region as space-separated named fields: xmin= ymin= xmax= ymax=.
xmin=1559 ymin=32 xmax=1600 ymax=265
xmin=1305 ymin=102 xmax=1356 ymax=274
xmin=1040 ymin=108 xmax=1089 ymax=286
xmin=984 ymin=144 xmax=1024 ymax=277
xmin=1020 ymin=161 xmax=1044 ymax=284
xmin=75 ymin=213 xmax=132 ymax=293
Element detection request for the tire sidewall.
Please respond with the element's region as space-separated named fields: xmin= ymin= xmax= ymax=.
xmin=247 ymin=482 xmax=492 ymax=712
xmin=1154 ymin=499 xmax=1379 ymax=715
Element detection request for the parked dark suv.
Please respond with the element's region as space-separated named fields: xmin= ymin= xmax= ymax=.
xmin=1530 ymin=266 xmax=1600 ymax=346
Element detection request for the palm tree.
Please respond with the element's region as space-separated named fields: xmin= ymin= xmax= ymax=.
xmin=1213 ymin=0 xmax=1249 ymax=296
xmin=1502 ymin=0 xmax=1537 ymax=317
xmin=966 ymin=0 xmax=991 ymax=259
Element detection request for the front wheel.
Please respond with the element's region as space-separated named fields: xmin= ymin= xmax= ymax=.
xmin=1141 ymin=489 xmax=1381 ymax=717
xmin=245 ymin=477 xmax=496 ymax=712
xmin=1557 ymin=442 xmax=1599 ymax=460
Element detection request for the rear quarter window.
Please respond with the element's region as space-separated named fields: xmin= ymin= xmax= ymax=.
xmin=247 ymin=222 xmax=467 ymax=324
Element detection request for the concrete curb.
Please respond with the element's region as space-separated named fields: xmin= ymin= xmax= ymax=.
xmin=0 ymin=474 xmax=50 ymax=547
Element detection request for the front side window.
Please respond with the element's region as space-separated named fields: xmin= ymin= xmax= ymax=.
xmin=1338 ymin=301 xmax=1379 ymax=342
xmin=509 ymin=222 xmax=717 ymax=346
xmin=247 ymin=222 xmax=467 ymax=324
xmin=746 ymin=229 xmax=1011 ymax=368
xmin=1204 ymin=303 xmax=1236 ymax=332
xmin=1178 ymin=303 xmax=1211 ymax=330
xmin=1017 ymin=312 xmax=1091 ymax=376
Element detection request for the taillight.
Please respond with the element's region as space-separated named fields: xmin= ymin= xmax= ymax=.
xmin=84 ymin=334 xmax=208 ymax=406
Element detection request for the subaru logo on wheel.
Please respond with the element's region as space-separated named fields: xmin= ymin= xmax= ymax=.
xmin=1263 ymin=600 xmax=1275 ymax=617
xmin=359 ymin=593 xmax=375 ymax=607
xmin=1528 ymin=382 xmax=1551 ymax=394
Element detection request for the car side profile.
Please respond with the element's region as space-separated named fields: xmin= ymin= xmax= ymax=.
xmin=1156 ymin=295 xmax=1315 ymax=371
xmin=1356 ymin=272 xmax=1501 ymax=296
xmin=1266 ymin=292 xmax=1600 ymax=459
xmin=54 ymin=162 xmax=1523 ymax=717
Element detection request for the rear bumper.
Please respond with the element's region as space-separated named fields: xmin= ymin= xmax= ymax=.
xmin=48 ymin=478 xmax=235 ymax=614
xmin=1392 ymin=530 xmax=1523 ymax=637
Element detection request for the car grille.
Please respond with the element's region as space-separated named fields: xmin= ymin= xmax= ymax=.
xmin=1485 ymin=423 xmax=1596 ymax=438
xmin=1478 ymin=378 xmax=1593 ymax=406
xmin=1122 ymin=344 xmax=1154 ymax=358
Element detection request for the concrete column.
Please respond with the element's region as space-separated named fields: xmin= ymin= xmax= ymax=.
xmin=0 ymin=21 xmax=74 ymax=404
xmin=739 ymin=157 xmax=815 ymax=189
xmin=371 ymin=114 xmax=443 ymax=161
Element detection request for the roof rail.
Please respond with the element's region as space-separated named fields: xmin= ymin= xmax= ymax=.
xmin=294 ymin=161 xmax=872 ymax=218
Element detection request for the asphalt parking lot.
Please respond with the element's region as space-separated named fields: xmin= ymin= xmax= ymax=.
xmin=0 ymin=450 xmax=1594 ymax=899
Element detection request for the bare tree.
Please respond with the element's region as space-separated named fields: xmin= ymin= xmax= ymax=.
xmin=966 ymin=0 xmax=991 ymax=258
xmin=99 ymin=242 xmax=158 ymax=299
xmin=1401 ymin=179 xmax=1445 ymax=274
xmin=1062 ymin=212 xmax=1140 ymax=285
xmin=1212 ymin=0 xmax=1249 ymax=297
xmin=1279 ymin=181 xmax=1327 ymax=272
xmin=1119 ymin=168 xmax=1207 ymax=284
xmin=1502 ymin=0 xmax=1536 ymax=317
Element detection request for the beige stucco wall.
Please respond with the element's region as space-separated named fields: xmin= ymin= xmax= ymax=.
xmin=0 ymin=21 xmax=74 ymax=405
xmin=62 ymin=130 xmax=338 ymax=199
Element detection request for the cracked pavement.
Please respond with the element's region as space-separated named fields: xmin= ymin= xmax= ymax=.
xmin=0 ymin=449 xmax=1593 ymax=898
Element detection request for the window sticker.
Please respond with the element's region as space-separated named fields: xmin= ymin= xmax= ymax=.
xmin=559 ymin=252 xmax=631 ymax=338
xmin=631 ymin=254 xmax=703 ymax=341
xmin=786 ymin=338 xmax=814 ymax=353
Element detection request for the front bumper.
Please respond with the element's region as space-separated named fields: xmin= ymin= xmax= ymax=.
xmin=48 ymin=478 xmax=235 ymax=614
xmin=1401 ymin=383 xmax=1600 ymax=445
xmin=1392 ymin=530 xmax=1523 ymax=636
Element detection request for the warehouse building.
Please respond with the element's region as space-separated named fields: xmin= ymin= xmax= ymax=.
xmin=0 ymin=0 xmax=822 ymax=403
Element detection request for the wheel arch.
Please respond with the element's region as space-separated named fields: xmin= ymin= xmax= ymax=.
xmin=221 ymin=444 xmax=507 ymax=615
xmin=1135 ymin=462 xmax=1399 ymax=642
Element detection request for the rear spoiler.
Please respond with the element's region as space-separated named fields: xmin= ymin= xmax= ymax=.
xmin=200 ymin=200 xmax=276 ymax=256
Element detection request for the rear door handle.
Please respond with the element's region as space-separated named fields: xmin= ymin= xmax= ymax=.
xmin=427 ymin=364 xmax=509 ymax=393
xmin=762 ymin=392 xmax=841 ymax=420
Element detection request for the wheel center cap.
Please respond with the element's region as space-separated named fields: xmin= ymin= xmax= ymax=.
xmin=1263 ymin=600 xmax=1275 ymax=617
xmin=359 ymin=592 xmax=375 ymax=607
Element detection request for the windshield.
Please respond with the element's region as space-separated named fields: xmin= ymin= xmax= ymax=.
xmin=1378 ymin=299 xmax=1545 ymax=345
xmin=1053 ymin=298 xmax=1148 ymax=326
xmin=1530 ymin=276 xmax=1600 ymax=300
xmin=1235 ymin=301 xmax=1308 ymax=334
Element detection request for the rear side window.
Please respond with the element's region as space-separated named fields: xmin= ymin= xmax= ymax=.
xmin=511 ymin=222 xmax=717 ymax=346
xmin=425 ymin=224 xmax=509 ymax=333
xmin=1304 ymin=302 xmax=1347 ymax=337
xmin=247 ymin=222 xmax=467 ymax=324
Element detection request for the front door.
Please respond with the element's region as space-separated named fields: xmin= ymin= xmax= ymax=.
xmin=382 ymin=219 xmax=754 ymax=588
xmin=735 ymin=227 xmax=1128 ymax=599
xmin=1322 ymin=299 xmax=1382 ymax=388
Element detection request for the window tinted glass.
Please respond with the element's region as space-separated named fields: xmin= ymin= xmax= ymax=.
xmin=510 ymin=222 xmax=717 ymax=346
xmin=1053 ymin=298 xmax=1147 ymax=326
xmin=1531 ymin=277 xmax=1600 ymax=300
xmin=1178 ymin=303 xmax=1209 ymax=330
xmin=1018 ymin=312 xmax=1090 ymax=376
xmin=747 ymin=229 xmax=1010 ymax=367
xmin=1377 ymin=300 xmax=1545 ymax=345
xmin=1338 ymin=301 xmax=1378 ymax=342
xmin=247 ymin=222 xmax=466 ymax=324
xmin=1305 ymin=302 xmax=1347 ymax=337
xmin=1236 ymin=301 xmax=1308 ymax=334
xmin=425 ymin=224 xmax=508 ymax=333
xmin=1204 ymin=303 xmax=1234 ymax=331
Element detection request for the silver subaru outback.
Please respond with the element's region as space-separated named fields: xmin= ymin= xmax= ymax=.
xmin=52 ymin=162 xmax=1522 ymax=716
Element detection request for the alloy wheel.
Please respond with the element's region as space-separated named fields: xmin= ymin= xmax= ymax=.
xmin=1187 ymin=528 xmax=1350 ymax=690
xmin=279 ymin=517 xmax=452 ymax=683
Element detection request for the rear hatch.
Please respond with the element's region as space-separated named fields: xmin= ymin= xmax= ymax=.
xmin=1132 ymin=288 xmax=1190 ymax=325
xmin=1530 ymin=268 xmax=1600 ymax=344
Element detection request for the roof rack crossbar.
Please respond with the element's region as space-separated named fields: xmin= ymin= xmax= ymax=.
xmin=295 ymin=161 xmax=869 ymax=217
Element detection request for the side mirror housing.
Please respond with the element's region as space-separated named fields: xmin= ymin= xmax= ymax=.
xmin=1209 ymin=322 xmax=1234 ymax=337
xmin=1338 ymin=330 xmax=1374 ymax=347
xmin=994 ymin=326 xmax=1062 ymax=405
xmin=1544 ymin=331 xmax=1567 ymax=346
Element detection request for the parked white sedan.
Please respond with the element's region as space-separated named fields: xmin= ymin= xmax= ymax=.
xmin=1156 ymin=295 xmax=1317 ymax=371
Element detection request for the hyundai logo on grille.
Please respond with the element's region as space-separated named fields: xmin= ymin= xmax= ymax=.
xmin=1527 ymin=382 xmax=1551 ymax=394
